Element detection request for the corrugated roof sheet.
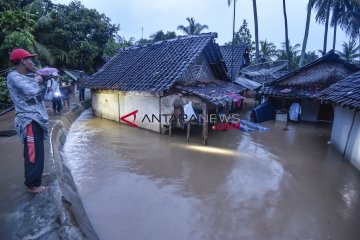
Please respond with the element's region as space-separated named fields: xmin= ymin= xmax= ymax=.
xmin=176 ymin=80 xmax=245 ymax=106
xmin=63 ymin=70 xmax=90 ymax=81
xmin=317 ymin=71 xmax=360 ymax=109
xmin=235 ymin=76 xmax=262 ymax=90
xmin=84 ymin=33 xmax=227 ymax=92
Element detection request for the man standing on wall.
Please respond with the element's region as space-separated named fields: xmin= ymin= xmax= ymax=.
xmin=6 ymin=49 xmax=50 ymax=194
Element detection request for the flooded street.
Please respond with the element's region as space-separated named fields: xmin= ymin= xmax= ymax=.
xmin=63 ymin=109 xmax=360 ymax=240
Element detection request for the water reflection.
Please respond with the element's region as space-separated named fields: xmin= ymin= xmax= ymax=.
xmin=62 ymin=109 xmax=360 ymax=240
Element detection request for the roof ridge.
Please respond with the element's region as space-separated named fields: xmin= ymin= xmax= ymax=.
xmin=120 ymin=32 xmax=218 ymax=52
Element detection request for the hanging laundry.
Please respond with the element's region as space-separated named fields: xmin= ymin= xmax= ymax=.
xmin=227 ymin=93 xmax=244 ymax=108
xmin=183 ymin=101 xmax=197 ymax=122
xmin=289 ymin=103 xmax=301 ymax=121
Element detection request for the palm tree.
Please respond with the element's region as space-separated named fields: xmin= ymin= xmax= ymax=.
xmin=227 ymin=0 xmax=259 ymax=59
xmin=336 ymin=39 xmax=360 ymax=63
xmin=331 ymin=0 xmax=347 ymax=50
xmin=259 ymin=40 xmax=277 ymax=60
xmin=299 ymin=0 xmax=314 ymax=67
xmin=282 ymin=0 xmax=291 ymax=70
xmin=252 ymin=0 xmax=260 ymax=59
xmin=226 ymin=0 xmax=237 ymax=44
xmin=177 ymin=17 xmax=209 ymax=35
xmin=313 ymin=0 xmax=333 ymax=55
xmin=226 ymin=0 xmax=237 ymax=80
xmin=340 ymin=0 xmax=360 ymax=61
xmin=277 ymin=42 xmax=301 ymax=70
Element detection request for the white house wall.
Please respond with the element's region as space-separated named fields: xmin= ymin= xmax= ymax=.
xmin=92 ymin=90 xmax=161 ymax=133
xmin=331 ymin=106 xmax=360 ymax=171
xmin=119 ymin=92 xmax=160 ymax=132
xmin=92 ymin=90 xmax=119 ymax=122
xmin=345 ymin=111 xmax=360 ymax=171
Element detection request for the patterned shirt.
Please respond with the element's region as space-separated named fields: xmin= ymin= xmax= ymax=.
xmin=7 ymin=71 xmax=49 ymax=142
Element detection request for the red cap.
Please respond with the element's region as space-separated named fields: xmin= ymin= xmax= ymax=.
xmin=10 ymin=49 xmax=38 ymax=61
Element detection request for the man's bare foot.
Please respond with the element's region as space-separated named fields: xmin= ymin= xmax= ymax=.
xmin=27 ymin=186 xmax=49 ymax=194
xmin=42 ymin=172 xmax=51 ymax=178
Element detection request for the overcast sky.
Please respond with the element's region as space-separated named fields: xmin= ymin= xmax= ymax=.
xmin=54 ymin=0 xmax=350 ymax=53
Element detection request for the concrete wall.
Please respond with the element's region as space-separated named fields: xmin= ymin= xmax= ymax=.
xmin=92 ymin=90 xmax=161 ymax=133
xmin=51 ymin=100 xmax=98 ymax=239
xmin=331 ymin=106 xmax=360 ymax=171
xmin=91 ymin=90 xmax=119 ymax=122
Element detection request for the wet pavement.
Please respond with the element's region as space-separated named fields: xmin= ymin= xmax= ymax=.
xmin=63 ymin=109 xmax=360 ymax=240
xmin=0 ymin=90 xmax=94 ymax=239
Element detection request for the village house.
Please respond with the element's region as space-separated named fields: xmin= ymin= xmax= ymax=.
xmin=84 ymin=33 xmax=245 ymax=144
xmin=219 ymin=44 xmax=250 ymax=80
xmin=317 ymin=71 xmax=360 ymax=171
xmin=258 ymin=51 xmax=359 ymax=123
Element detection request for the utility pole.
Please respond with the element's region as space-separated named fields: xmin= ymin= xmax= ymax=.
xmin=141 ymin=27 xmax=144 ymax=39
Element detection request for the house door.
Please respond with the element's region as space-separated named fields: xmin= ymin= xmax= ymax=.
xmin=317 ymin=103 xmax=334 ymax=123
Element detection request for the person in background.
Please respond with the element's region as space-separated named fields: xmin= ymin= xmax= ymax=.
xmin=77 ymin=73 xmax=85 ymax=101
xmin=60 ymin=85 xmax=72 ymax=108
xmin=6 ymin=48 xmax=49 ymax=194
xmin=47 ymin=72 xmax=62 ymax=114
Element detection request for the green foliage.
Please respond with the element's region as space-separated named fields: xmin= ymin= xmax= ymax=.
xmin=303 ymin=51 xmax=319 ymax=65
xmin=104 ymin=36 xmax=135 ymax=56
xmin=136 ymin=38 xmax=153 ymax=46
xmin=277 ymin=42 xmax=301 ymax=70
xmin=177 ymin=17 xmax=209 ymax=35
xmin=150 ymin=30 xmax=177 ymax=42
xmin=336 ymin=39 xmax=360 ymax=63
xmin=68 ymin=41 xmax=100 ymax=71
xmin=225 ymin=19 xmax=255 ymax=59
xmin=0 ymin=0 xmax=17 ymax=12
xmin=259 ymin=40 xmax=277 ymax=60
xmin=0 ymin=31 xmax=35 ymax=52
xmin=0 ymin=10 xmax=36 ymax=33
xmin=0 ymin=77 xmax=11 ymax=104
xmin=0 ymin=0 xmax=119 ymax=73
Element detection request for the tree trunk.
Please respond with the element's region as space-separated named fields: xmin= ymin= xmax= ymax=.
xmin=333 ymin=21 xmax=337 ymax=50
xmin=332 ymin=1 xmax=339 ymax=50
xmin=299 ymin=0 xmax=312 ymax=68
xmin=231 ymin=0 xmax=236 ymax=80
xmin=283 ymin=0 xmax=291 ymax=70
xmin=253 ymin=0 xmax=260 ymax=59
xmin=322 ymin=0 xmax=332 ymax=55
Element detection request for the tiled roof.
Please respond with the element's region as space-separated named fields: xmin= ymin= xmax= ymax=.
xmin=176 ymin=80 xmax=245 ymax=106
xmin=261 ymin=86 xmax=324 ymax=99
xmin=317 ymin=71 xmax=360 ymax=109
xmin=220 ymin=44 xmax=248 ymax=78
xmin=268 ymin=51 xmax=359 ymax=86
xmin=84 ymin=33 xmax=227 ymax=92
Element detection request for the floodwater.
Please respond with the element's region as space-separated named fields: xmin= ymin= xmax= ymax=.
xmin=62 ymin=109 xmax=360 ymax=240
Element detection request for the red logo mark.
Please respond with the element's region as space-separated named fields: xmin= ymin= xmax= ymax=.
xmin=120 ymin=110 xmax=138 ymax=128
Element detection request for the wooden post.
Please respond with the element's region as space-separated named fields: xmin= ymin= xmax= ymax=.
xmin=187 ymin=122 xmax=191 ymax=142
xmin=169 ymin=122 xmax=172 ymax=137
xmin=202 ymin=103 xmax=208 ymax=145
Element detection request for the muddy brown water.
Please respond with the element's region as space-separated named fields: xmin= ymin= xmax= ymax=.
xmin=62 ymin=109 xmax=360 ymax=240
